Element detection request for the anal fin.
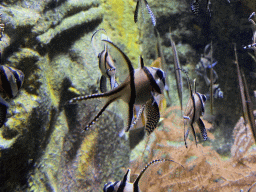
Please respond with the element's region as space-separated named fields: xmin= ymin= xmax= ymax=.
xmin=145 ymin=98 xmax=160 ymax=135
xmin=197 ymin=118 xmax=207 ymax=141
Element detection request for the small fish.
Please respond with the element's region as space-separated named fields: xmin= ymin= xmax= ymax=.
xmin=169 ymin=29 xmax=183 ymax=112
xmin=191 ymin=0 xmax=199 ymax=16
xmin=155 ymin=28 xmax=171 ymax=102
xmin=234 ymin=43 xmax=256 ymax=142
xmin=0 ymin=65 xmax=24 ymax=99
xmin=69 ymin=41 xmax=166 ymax=134
xmin=91 ymin=29 xmax=118 ymax=93
xmin=0 ymin=14 xmax=4 ymax=41
xmin=0 ymin=65 xmax=24 ymax=128
xmin=183 ymin=77 xmax=207 ymax=147
xmin=205 ymin=84 xmax=223 ymax=99
xmin=134 ymin=0 xmax=156 ymax=26
xmin=103 ymin=159 xmax=183 ymax=192
xmin=191 ymin=0 xmax=211 ymax=17
xmin=247 ymin=12 xmax=256 ymax=52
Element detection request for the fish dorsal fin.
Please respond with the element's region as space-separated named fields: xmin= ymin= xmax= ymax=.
xmin=102 ymin=40 xmax=136 ymax=130
xmin=91 ymin=28 xmax=107 ymax=56
xmin=139 ymin=55 xmax=144 ymax=69
xmin=133 ymin=159 xmax=183 ymax=189
xmin=117 ymin=169 xmax=131 ymax=192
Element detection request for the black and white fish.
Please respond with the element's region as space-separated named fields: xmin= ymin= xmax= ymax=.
xmin=191 ymin=0 xmax=199 ymax=16
xmin=103 ymin=159 xmax=182 ymax=192
xmin=191 ymin=0 xmax=211 ymax=17
xmin=183 ymin=77 xmax=207 ymax=147
xmin=69 ymin=40 xmax=166 ymax=134
xmin=0 ymin=65 xmax=24 ymax=127
xmin=91 ymin=29 xmax=118 ymax=93
xmin=134 ymin=0 xmax=156 ymax=26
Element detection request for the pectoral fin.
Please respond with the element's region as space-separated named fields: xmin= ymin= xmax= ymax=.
xmin=100 ymin=75 xmax=107 ymax=93
xmin=145 ymin=98 xmax=160 ymax=135
xmin=197 ymin=118 xmax=207 ymax=141
xmin=134 ymin=0 xmax=140 ymax=23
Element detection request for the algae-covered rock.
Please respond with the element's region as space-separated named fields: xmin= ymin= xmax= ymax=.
xmin=0 ymin=0 xmax=132 ymax=191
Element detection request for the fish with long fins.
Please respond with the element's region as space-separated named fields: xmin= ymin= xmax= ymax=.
xmin=69 ymin=40 xmax=166 ymax=134
xmin=244 ymin=13 xmax=256 ymax=52
xmin=210 ymin=41 xmax=213 ymax=114
xmin=155 ymin=28 xmax=171 ymax=103
xmin=0 ymin=65 xmax=24 ymax=128
xmin=91 ymin=29 xmax=118 ymax=93
xmin=234 ymin=43 xmax=256 ymax=142
xmin=183 ymin=72 xmax=207 ymax=147
xmin=242 ymin=70 xmax=256 ymax=142
xmin=169 ymin=28 xmax=183 ymax=112
xmin=103 ymin=159 xmax=183 ymax=192
xmin=134 ymin=0 xmax=156 ymax=26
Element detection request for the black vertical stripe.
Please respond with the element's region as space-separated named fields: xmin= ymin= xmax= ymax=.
xmin=142 ymin=67 xmax=161 ymax=93
xmin=0 ymin=66 xmax=14 ymax=98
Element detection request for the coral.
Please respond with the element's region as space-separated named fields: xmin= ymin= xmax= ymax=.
xmin=231 ymin=116 xmax=255 ymax=162
xmin=129 ymin=109 xmax=256 ymax=191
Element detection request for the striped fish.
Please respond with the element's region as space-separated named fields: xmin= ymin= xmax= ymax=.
xmin=103 ymin=159 xmax=183 ymax=192
xmin=191 ymin=0 xmax=199 ymax=16
xmin=0 ymin=65 xmax=24 ymax=128
xmin=69 ymin=41 xmax=166 ymax=134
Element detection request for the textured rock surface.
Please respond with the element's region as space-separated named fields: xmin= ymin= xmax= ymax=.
xmin=1 ymin=0 xmax=256 ymax=191
xmin=0 ymin=0 xmax=137 ymax=191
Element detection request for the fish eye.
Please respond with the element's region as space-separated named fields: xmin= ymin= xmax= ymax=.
xmin=202 ymin=94 xmax=207 ymax=102
xmin=156 ymin=69 xmax=164 ymax=79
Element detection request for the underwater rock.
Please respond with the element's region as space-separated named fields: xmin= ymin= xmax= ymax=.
xmin=0 ymin=0 xmax=131 ymax=191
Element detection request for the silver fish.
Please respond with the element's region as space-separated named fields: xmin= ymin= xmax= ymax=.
xmin=169 ymin=29 xmax=183 ymax=112
xmin=69 ymin=41 xmax=166 ymax=134
xmin=103 ymin=159 xmax=182 ymax=192
xmin=91 ymin=29 xmax=118 ymax=93
xmin=183 ymin=78 xmax=207 ymax=147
